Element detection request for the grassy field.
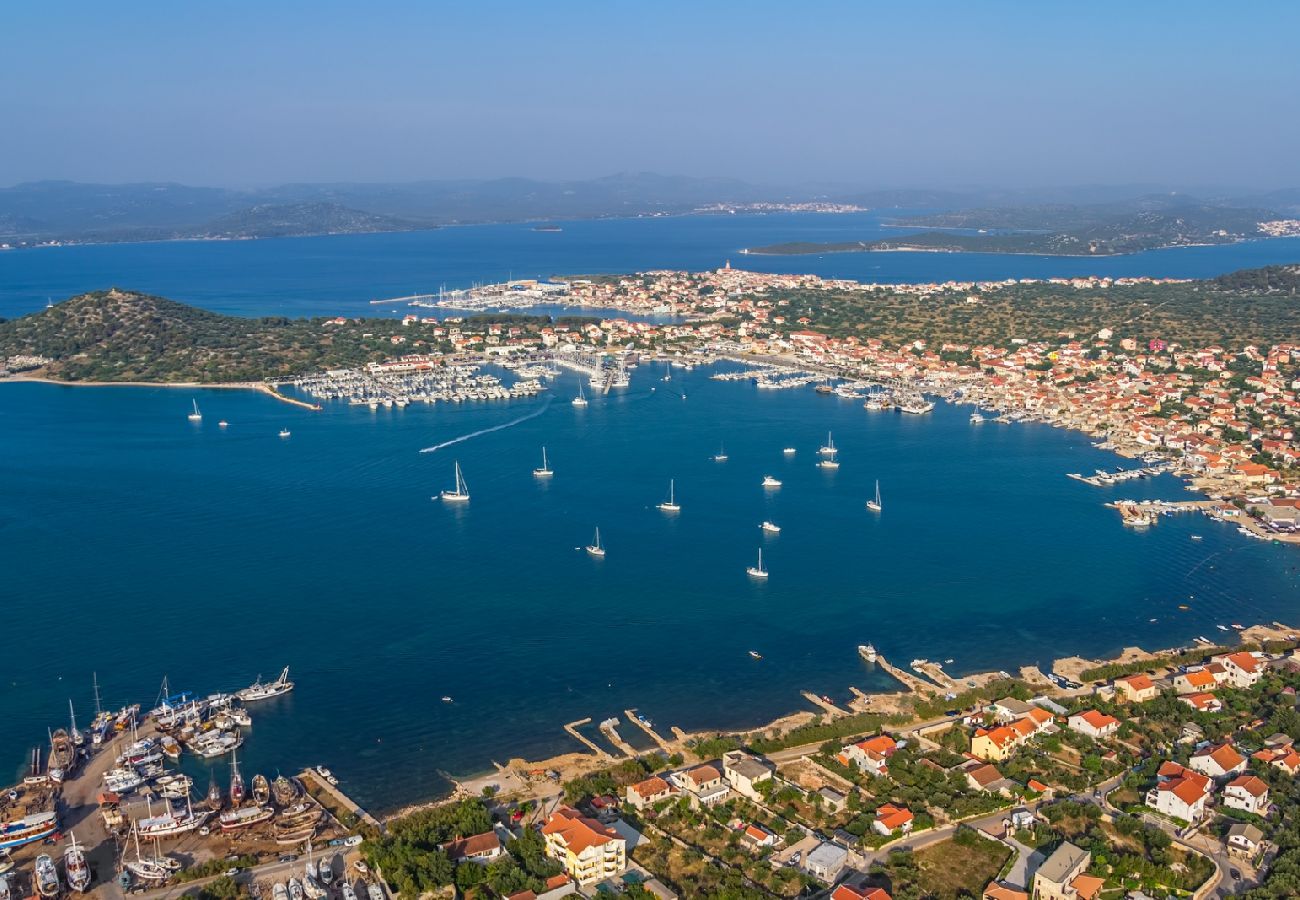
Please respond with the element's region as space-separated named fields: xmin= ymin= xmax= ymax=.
xmin=883 ymin=834 xmax=1012 ymax=899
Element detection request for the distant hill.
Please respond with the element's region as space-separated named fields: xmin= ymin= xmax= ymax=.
xmin=196 ymin=202 xmax=420 ymax=239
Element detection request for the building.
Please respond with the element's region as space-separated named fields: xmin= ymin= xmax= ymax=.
xmin=966 ymin=763 xmax=1016 ymax=795
xmin=1216 ymin=652 xmax=1265 ymax=688
xmin=1223 ymin=775 xmax=1270 ymax=815
xmin=722 ymin=751 xmax=774 ymax=801
xmin=873 ymin=803 xmax=914 ymax=836
xmin=839 ymin=734 xmax=898 ymax=776
xmin=983 ymin=884 xmax=1028 ymax=900
xmin=1113 ymin=674 xmax=1159 ymax=703
xmin=1066 ymin=710 xmax=1119 ymax=740
xmin=971 ymin=709 xmax=1053 ymax=761
xmin=803 ymin=841 xmax=848 ymax=883
xmin=1226 ymin=822 xmax=1264 ymax=857
xmin=1146 ymin=762 xmax=1211 ymax=823
xmin=541 ymin=806 xmax=627 ymax=885
xmin=1179 ymin=692 xmax=1222 ymax=713
xmin=1032 ymin=841 xmax=1097 ymax=900
xmin=741 ymin=823 xmax=776 ymax=849
xmin=625 ymin=775 xmax=676 ymax=811
xmin=441 ymin=830 xmax=502 ymax=863
xmin=1173 ymin=669 xmax=1217 ymax=694
xmin=1253 ymin=744 xmax=1300 ymax=776
xmin=832 ymin=885 xmax=892 ymax=900
xmin=1189 ymin=743 xmax=1247 ymax=778
xmin=675 ymin=764 xmax=730 ymax=807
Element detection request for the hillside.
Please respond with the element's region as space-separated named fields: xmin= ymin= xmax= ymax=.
xmin=195 ymin=202 xmax=420 ymax=239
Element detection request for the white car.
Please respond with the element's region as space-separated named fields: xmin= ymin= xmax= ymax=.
xmin=343 ymin=835 xmax=363 ymax=848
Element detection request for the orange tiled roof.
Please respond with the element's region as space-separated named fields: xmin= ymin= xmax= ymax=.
xmin=542 ymin=807 xmax=624 ymax=854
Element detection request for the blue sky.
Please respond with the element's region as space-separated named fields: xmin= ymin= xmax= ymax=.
xmin=3 ymin=1 xmax=1298 ymax=188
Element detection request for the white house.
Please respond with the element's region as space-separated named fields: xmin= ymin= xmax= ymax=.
xmin=1223 ymin=775 xmax=1269 ymax=815
xmin=1215 ymin=652 xmax=1265 ymax=689
xmin=1147 ymin=762 xmax=1211 ymax=823
xmin=723 ymin=751 xmax=774 ymax=801
xmin=1066 ymin=710 xmax=1120 ymax=740
xmin=1189 ymin=743 xmax=1247 ymax=779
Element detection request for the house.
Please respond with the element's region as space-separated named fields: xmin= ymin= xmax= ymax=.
xmin=675 ymin=764 xmax=730 ymax=807
xmin=983 ymin=884 xmax=1028 ymax=900
xmin=441 ymin=830 xmax=503 ymax=863
xmin=740 ymin=823 xmax=776 ymax=849
xmin=1032 ymin=841 xmax=1095 ymax=900
xmin=818 ymin=786 xmax=847 ymax=813
xmin=971 ymin=726 xmax=1021 ymax=761
xmin=1180 ymin=692 xmax=1222 ymax=713
xmin=1146 ymin=762 xmax=1211 ymax=822
xmin=1223 ymin=775 xmax=1270 ymax=815
xmin=1253 ymin=744 xmax=1300 ymax=776
xmin=505 ymin=873 xmax=578 ymax=900
xmin=990 ymin=697 xmax=1035 ymax=723
xmin=803 ymin=841 xmax=848 ymax=883
xmin=1114 ymin=674 xmax=1159 ymax=703
xmin=541 ymin=806 xmax=627 ymax=885
xmin=625 ymin=775 xmax=676 ymax=811
xmin=873 ymin=803 xmax=914 ymax=836
xmin=1067 ymin=710 xmax=1120 ymax=740
xmin=1189 ymin=743 xmax=1247 ymax=778
xmin=1216 ymin=652 xmax=1265 ymax=688
xmin=832 ymin=885 xmax=892 ymax=900
xmin=1227 ymin=822 xmax=1265 ymax=856
xmin=723 ymin=751 xmax=774 ymax=800
xmin=1173 ymin=668 xmax=1217 ymax=694
xmin=966 ymin=763 xmax=1016 ymax=795
xmin=839 ymin=734 xmax=898 ymax=776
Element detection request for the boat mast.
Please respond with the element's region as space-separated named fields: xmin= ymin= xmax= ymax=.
xmin=92 ymin=673 xmax=103 ymax=717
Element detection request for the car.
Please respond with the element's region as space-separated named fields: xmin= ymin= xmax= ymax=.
xmin=224 ymin=868 xmax=240 ymax=878
xmin=279 ymin=854 xmax=298 ymax=863
xmin=343 ymin=835 xmax=363 ymax=848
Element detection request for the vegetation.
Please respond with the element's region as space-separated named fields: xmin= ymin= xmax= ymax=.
xmin=875 ymin=829 xmax=1011 ymax=900
xmin=746 ymin=711 xmax=883 ymax=755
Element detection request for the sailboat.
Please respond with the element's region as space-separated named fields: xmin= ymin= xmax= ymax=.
xmin=818 ymin=431 xmax=835 ymax=455
xmin=817 ymin=442 xmax=840 ymax=469
xmin=123 ymin=824 xmax=170 ymax=884
xmin=656 ymin=479 xmax=680 ymax=512
xmin=533 ymin=446 xmax=553 ymax=478
xmin=187 ymin=400 xmax=202 ymax=423
xmin=585 ymin=527 xmax=605 ymax=558
xmin=63 ymin=833 xmax=91 ymax=893
xmin=572 ymin=385 xmax=588 ymax=407
xmin=866 ymin=480 xmax=882 ymax=512
xmin=279 ymin=428 xmax=291 ymax=438
xmin=713 ymin=443 xmax=728 ymax=462
xmin=439 ymin=461 xmax=470 ymax=502
xmin=229 ymin=752 xmax=245 ymax=806
xmin=746 ymin=548 xmax=769 ymax=579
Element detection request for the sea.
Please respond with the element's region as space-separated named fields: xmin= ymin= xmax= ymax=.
xmin=2 ymin=212 xmax=1299 ymax=813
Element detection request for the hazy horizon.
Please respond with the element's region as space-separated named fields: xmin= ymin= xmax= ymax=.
xmin=4 ymin=2 xmax=1299 ymax=188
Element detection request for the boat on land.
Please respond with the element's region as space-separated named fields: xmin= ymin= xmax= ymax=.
xmin=340 ymin=883 xmax=358 ymax=900
xmin=187 ymin=400 xmax=202 ymax=423
xmin=252 ymin=774 xmax=271 ymax=806
xmin=761 ymin=475 xmax=782 ymax=488
xmin=867 ymin=480 xmax=882 ymax=512
xmin=713 ymin=443 xmax=728 ymax=462
xmin=533 ymin=447 xmax=553 ymax=478
xmin=220 ymin=805 xmax=274 ymax=832
xmin=124 ymin=825 xmax=171 ymax=884
xmin=367 ymin=884 xmax=384 ymax=900
xmin=656 ymin=479 xmax=680 ymax=512
xmin=746 ymin=548 xmax=769 ymax=579
xmin=760 ymin=521 xmax=780 ymax=533
xmin=237 ymin=667 xmax=294 ymax=703
xmin=229 ymin=752 xmax=245 ymax=805
xmin=0 ymin=812 xmax=58 ymax=852
xmin=272 ymin=775 xmax=299 ymax=807
xmin=572 ymin=386 xmax=588 ymax=407
xmin=585 ymin=527 xmax=605 ymax=558
xmin=439 ymin=461 xmax=470 ymax=502
xmin=35 ymin=854 xmax=60 ymax=897
xmin=273 ymin=884 xmax=290 ymax=900
xmin=289 ymin=878 xmax=305 ymax=900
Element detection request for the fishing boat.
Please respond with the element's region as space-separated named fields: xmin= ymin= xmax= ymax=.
xmin=236 ymin=667 xmax=295 ymax=702
xmin=35 ymin=855 xmax=60 ymax=898
xmin=220 ymin=805 xmax=274 ymax=832
xmin=160 ymin=735 xmax=181 ymax=760
xmin=656 ymin=479 xmax=680 ymax=512
xmin=49 ymin=727 xmax=77 ymax=782
xmin=866 ymin=480 xmax=882 ymax=513
xmin=279 ymin=428 xmax=291 ymax=438
xmin=207 ymin=775 xmax=223 ymax=810
xmin=760 ymin=521 xmax=780 ymax=533
xmin=748 ymin=650 xmax=763 ymax=660
xmin=532 ymin=447 xmax=553 ymax=478
xmin=187 ymin=400 xmax=202 ymax=423
xmin=571 ymin=386 xmax=588 ymax=407
xmin=271 ymin=775 xmax=299 ymax=807
xmin=229 ymin=753 xmax=245 ymax=806
xmin=252 ymin=774 xmax=271 ymax=806
xmin=818 ymin=432 xmax=836 ymax=455
xmin=761 ymin=475 xmax=782 ymax=487
xmin=585 ymin=527 xmax=605 ymax=558
xmin=439 ymin=461 xmax=470 ymax=503
xmin=0 ymin=812 xmax=58 ymax=851
xmin=713 ymin=443 xmax=728 ymax=462
xmin=746 ymin=548 xmax=769 ymax=579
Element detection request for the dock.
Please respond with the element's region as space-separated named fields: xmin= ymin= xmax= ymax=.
xmin=912 ymin=661 xmax=957 ymax=691
xmin=299 ymin=770 xmax=385 ymax=834
xmin=876 ymin=654 xmax=942 ymax=695
xmin=597 ymin=718 xmax=639 ymax=758
xmin=801 ymin=690 xmax=849 ymax=719
xmin=562 ymin=718 xmax=612 ymax=760
xmin=624 ymin=708 xmax=677 ymax=752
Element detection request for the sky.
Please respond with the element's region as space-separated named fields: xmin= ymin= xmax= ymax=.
xmin=3 ymin=1 xmax=1298 ymax=189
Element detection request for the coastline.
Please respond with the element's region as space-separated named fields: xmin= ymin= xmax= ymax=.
xmin=2 ymin=374 xmax=321 ymax=410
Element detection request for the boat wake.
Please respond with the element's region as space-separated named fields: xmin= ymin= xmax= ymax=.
xmin=418 ymin=398 xmax=552 ymax=453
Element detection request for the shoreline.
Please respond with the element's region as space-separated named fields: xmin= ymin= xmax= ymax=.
xmin=2 ymin=374 xmax=321 ymax=410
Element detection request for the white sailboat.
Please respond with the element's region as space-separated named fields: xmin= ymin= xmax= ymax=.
xmin=817 ymin=443 xmax=840 ymax=469
xmin=439 ymin=461 xmax=470 ymax=502
xmin=818 ymin=431 xmax=835 ymax=455
xmin=187 ymin=400 xmax=202 ymax=422
xmin=866 ymin=480 xmax=882 ymax=512
xmin=746 ymin=548 xmax=769 ymax=579
xmin=656 ymin=479 xmax=680 ymax=512
xmin=712 ymin=443 xmax=728 ymax=462
xmin=572 ymin=385 xmax=588 ymax=407
xmin=533 ymin=446 xmax=553 ymax=478
xmin=585 ymin=527 xmax=605 ymax=557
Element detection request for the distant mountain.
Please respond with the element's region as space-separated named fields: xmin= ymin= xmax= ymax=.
xmin=196 ymin=202 xmax=420 ymax=239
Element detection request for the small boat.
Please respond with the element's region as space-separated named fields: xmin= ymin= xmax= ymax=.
xmin=0 ymin=875 xmax=10 ymax=900
xmin=656 ymin=479 xmax=680 ymax=512
xmin=713 ymin=443 xmax=728 ymax=462
xmin=782 ymin=447 xmax=796 ymax=455
xmin=279 ymin=428 xmax=291 ymax=438
xmin=1190 ymin=534 xmax=1203 ymax=541
xmin=817 ymin=456 xmax=839 ymax=469
xmin=440 ymin=696 xmax=453 ymax=703
xmin=318 ymin=857 xmax=336 ymax=887
xmin=341 ymin=883 xmax=358 ymax=900
xmin=572 ymin=386 xmax=588 ymax=407
xmin=35 ymin=854 xmax=59 ymax=898
xmin=746 ymin=548 xmax=769 ymax=579
xmin=219 ymin=420 xmax=229 ymax=429
xmin=533 ymin=447 xmax=553 ymax=478
xmin=187 ymin=400 xmax=203 ymax=423
xmin=439 ymin=461 xmax=470 ymax=503
xmin=818 ymin=431 xmax=835 ymax=455
xmin=236 ymin=667 xmax=294 ymax=702
xmin=970 ymin=412 xmax=985 ymax=424
xmin=289 ymin=877 xmax=305 ymax=900
xmin=585 ymin=527 xmax=605 ymax=558
xmin=367 ymin=885 xmax=384 ymax=900
xmin=866 ymin=480 xmax=882 ymax=513
xmin=273 ymin=884 xmax=290 ymax=900
xmin=760 ymin=521 xmax=780 ymax=533
xmin=63 ymin=834 xmax=91 ymax=893
xmin=761 ymin=475 xmax=782 ymax=488
xmin=748 ymin=651 xmax=763 ymax=660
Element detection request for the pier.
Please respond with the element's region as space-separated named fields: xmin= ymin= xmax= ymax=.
xmin=624 ymin=708 xmax=678 ymax=752
xmin=597 ymin=717 xmax=639 ymax=758
xmin=299 ymin=769 xmax=385 ymax=834
xmin=876 ymin=654 xmax=942 ymax=695
xmin=260 ymin=382 xmax=322 ymax=410
xmin=801 ymin=690 xmax=850 ymax=719
xmin=562 ymin=718 xmax=613 ymax=760
xmin=912 ymin=661 xmax=957 ymax=691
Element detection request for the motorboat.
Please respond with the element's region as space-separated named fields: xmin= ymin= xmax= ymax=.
xmin=761 ymin=475 xmax=782 ymax=487
xmin=236 ymin=667 xmax=294 ymax=702
xmin=34 ymin=855 xmax=59 ymax=898
xmin=760 ymin=521 xmax=780 ymax=533
xmin=279 ymin=428 xmax=292 ymax=438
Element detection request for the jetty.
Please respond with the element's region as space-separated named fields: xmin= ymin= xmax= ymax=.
xmin=624 ymin=708 xmax=677 ymax=752
xmin=597 ymin=717 xmax=639 ymax=758
xmin=876 ymin=654 xmax=942 ymax=695
xmin=801 ymin=691 xmax=849 ymax=719
xmin=260 ymin=382 xmax=322 ymax=410
xmin=299 ymin=769 xmax=385 ymax=834
xmin=562 ymin=718 xmax=612 ymax=760
xmin=912 ymin=661 xmax=958 ymax=691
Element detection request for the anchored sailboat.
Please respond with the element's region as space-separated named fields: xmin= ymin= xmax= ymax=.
xmin=533 ymin=447 xmax=553 ymax=478
xmin=187 ymin=400 xmax=202 ymax=423
xmin=712 ymin=442 xmax=728 ymax=462
xmin=818 ymin=431 xmax=835 ymax=455
xmin=572 ymin=385 xmax=588 ymax=407
xmin=585 ymin=527 xmax=605 ymax=558
xmin=656 ymin=479 xmax=680 ymax=512
xmin=746 ymin=548 xmax=769 ymax=579
xmin=867 ymin=480 xmax=882 ymax=512
xmin=439 ymin=461 xmax=470 ymax=503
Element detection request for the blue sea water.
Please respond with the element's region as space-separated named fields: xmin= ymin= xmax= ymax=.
xmin=2 ymin=215 xmax=1299 ymax=812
